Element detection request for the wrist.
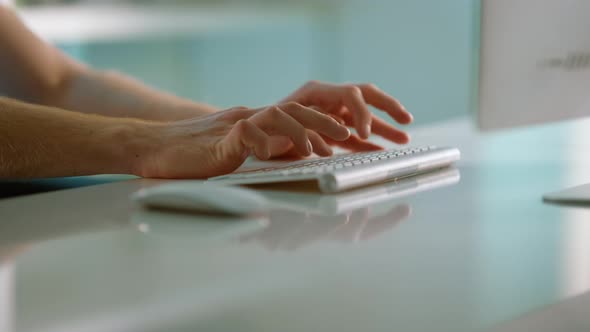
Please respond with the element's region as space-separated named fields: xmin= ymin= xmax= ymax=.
xmin=101 ymin=119 xmax=161 ymax=177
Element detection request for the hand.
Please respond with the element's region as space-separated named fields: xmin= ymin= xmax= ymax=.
xmin=279 ymin=81 xmax=413 ymax=153
xmin=134 ymin=102 xmax=351 ymax=178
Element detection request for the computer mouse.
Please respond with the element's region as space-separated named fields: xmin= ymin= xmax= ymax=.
xmin=131 ymin=181 xmax=269 ymax=216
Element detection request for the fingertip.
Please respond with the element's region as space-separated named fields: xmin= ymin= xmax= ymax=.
xmin=335 ymin=126 xmax=352 ymax=141
xmin=344 ymin=126 xmax=352 ymax=137
xmin=305 ymin=139 xmax=313 ymax=156
xmin=403 ymin=112 xmax=414 ymax=124
xmin=316 ymin=146 xmax=333 ymax=157
xmin=362 ymin=124 xmax=372 ymax=139
xmin=398 ymin=133 xmax=411 ymax=145
xmin=325 ymin=146 xmax=334 ymax=156
xmin=256 ymin=151 xmax=269 ymax=161
xmin=256 ymin=144 xmax=271 ymax=160
xmin=241 ymin=148 xmax=251 ymax=160
xmin=392 ymin=109 xmax=413 ymax=125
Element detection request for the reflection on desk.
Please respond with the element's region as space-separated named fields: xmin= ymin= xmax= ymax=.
xmin=0 ymin=168 xmax=460 ymax=261
xmin=133 ymin=168 xmax=460 ymax=252
xmin=0 ymin=179 xmax=151 ymax=250
xmin=0 ymin=263 xmax=14 ymax=332
xmin=239 ymin=204 xmax=411 ymax=251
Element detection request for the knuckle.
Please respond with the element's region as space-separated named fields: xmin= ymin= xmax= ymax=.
xmin=284 ymin=101 xmax=301 ymax=109
xmin=295 ymin=122 xmax=307 ymax=136
xmin=285 ymin=121 xmax=306 ymax=138
xmin=363 ymin=83 xmax=378 ymax=91
xmin=233 ymin=105 xmax=249 ymax=110
xmin=265 ymin=106 xmax=283 ymax=119
xmin=220 ymin=108 xmax=249 ymax=122
xmin=305 ymin=80 xmax=320 ymax=87
xmin=234 ymin=119 xmax=249 ymax=132
xmin=345 ymin=85 xmax=362 ymax=96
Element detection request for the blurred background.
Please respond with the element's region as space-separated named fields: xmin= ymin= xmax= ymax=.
xmin=9 ymin=0 xmax=477 ymax=126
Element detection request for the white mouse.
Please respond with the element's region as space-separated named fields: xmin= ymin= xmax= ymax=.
xmin=132 ymin=181 xmax=269 ymax=216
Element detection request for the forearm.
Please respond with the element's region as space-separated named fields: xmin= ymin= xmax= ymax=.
xmin=0 ymin=6 xmax=217 ymax=121
xmin=55 ymin=67 xmax=219 ymax=121
xmin=0 ymin=97 xmax=151 ymax=178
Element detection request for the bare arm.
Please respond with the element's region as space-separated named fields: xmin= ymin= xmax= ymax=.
xmin=0 ymin=97 xmax=351 ymax=179
xmin=0 ymin=97 xmax=147 ymax=178
xmin=0 ymin=6 xmax=217 ymax=121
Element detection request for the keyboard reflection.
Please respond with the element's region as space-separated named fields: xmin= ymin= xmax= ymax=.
xmin=239 ymin=204 xmax=412 ymax=251
xmin=238 ymin=167 xmax=460 ymax=251
xmin=260 ymin=167 xmax=460 ymax=216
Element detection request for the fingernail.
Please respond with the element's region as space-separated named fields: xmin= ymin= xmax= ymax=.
xmin=364 ymin=124 xmax=372 ymax=138
xmin=306 ymin=140 xmax=313 ymax=155
xmin=343 ymin=127 xmax=351 ymax=138
xmin=264 ymin=147 xmax=272 ymax=160
xmin=241 ymin=149 xmax=251 ymax=160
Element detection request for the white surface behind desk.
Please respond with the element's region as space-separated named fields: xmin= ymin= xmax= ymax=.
xmin=2 ymin=117 xmax=590 ymax=332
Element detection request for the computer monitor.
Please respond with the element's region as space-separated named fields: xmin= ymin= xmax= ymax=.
xmin=476 ymin=0 xmax=590 ymax=131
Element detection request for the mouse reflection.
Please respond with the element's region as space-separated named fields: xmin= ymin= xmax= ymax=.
xmin=239 ymin=203 xmax=411 ymax=251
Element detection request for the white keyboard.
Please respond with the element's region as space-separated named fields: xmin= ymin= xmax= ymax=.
xmin=207 ymin=146 xmax=460 ymax=193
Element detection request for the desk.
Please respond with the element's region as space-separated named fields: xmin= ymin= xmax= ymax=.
xmin=2 ymin=117 xmax=590 ymax=332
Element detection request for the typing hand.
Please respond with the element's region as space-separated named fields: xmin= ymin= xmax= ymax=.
xmin=277 ymin=81 xmax=413 ymax=154
xmin=134 ymin=103 xmax=351 ymax=178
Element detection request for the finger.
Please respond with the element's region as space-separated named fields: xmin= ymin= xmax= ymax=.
xmin=307 ymin=130 xmax=333 ymax=157
xmin=358 ymin=84 xmax=413 ymax=124
xmin=267 ymin=132 xmax=334 ymax=159
xmin=249 ymin=106 xmax=312 ymax=156
xmin=226 ymin=119 xmax=271 ymax=160
xmin=267 ymin=136 xmax=294 ymax=158
xmin=341 ymin=86 xmax=373 ymax=139
xmin=370 ymin=116 xmax=411 ymax=144
xmin=279 ymin=102 xmax=350 ymax=141
xmin=309 ymin=106 xmax=347 ymax=126
xmin=337 ymin=110 xmax=410 ymax=144
xmin=324 ymin=134 xmax=383 ymax=152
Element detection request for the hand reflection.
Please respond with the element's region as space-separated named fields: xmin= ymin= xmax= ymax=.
xmin=239 ymin=204 xmax=411 ymax=251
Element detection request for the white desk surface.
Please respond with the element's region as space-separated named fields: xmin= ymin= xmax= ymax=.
xmin=3 ymin=116 xmax=590 ymax=332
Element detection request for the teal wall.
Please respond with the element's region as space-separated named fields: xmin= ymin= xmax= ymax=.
xmin=59 ymin=0 xmax=478 ymax=125
xmin=335 ymin=0 xmax=477 ymax=124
